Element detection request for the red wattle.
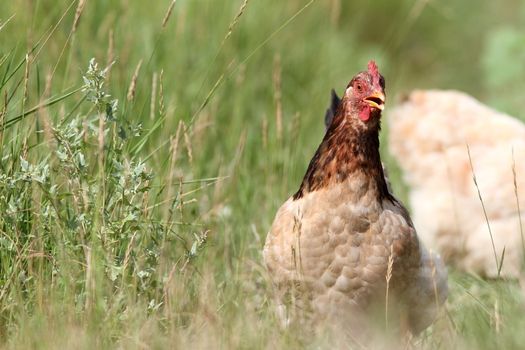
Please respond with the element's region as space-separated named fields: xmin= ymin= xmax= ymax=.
xmin=359 ymin=106 xmax=371 ymax=121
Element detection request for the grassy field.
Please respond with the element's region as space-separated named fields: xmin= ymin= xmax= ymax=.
xmin=0 ymin=0 xmax=525 ymax=348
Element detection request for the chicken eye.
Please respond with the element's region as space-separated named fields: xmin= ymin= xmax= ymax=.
xmin=355 ymin=83 xmax=363 ymax=92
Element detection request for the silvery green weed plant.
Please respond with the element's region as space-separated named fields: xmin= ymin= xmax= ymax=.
xmin=0 ymin=58 xmax=208 ymax=325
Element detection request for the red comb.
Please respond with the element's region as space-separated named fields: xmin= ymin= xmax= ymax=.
xmin=367 ymin=60 xmax=379 ymax=81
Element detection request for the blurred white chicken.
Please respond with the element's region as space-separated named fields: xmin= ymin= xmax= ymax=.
xmin=388 ymin=90 xmax=525 ymax=278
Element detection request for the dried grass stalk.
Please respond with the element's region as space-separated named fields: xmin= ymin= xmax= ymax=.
xmin=127 ymin=59 xmax=143 ymax=102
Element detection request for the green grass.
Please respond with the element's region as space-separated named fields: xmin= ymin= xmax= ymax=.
xmin=0 ymin=0 xmax=525 ymax=348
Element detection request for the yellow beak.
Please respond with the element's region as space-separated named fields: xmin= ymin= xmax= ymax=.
xmin=364 ymin=91 xmax=385 ymax=111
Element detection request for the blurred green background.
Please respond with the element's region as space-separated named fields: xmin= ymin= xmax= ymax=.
xmin=1 ymin=0 xmax=525 ymax=348
xmin=2 ymin=0 xmax=523 ymax=199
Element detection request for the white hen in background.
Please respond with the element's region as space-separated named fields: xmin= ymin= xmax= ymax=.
xmin=388 ymin=90 xmax=525 ymax=278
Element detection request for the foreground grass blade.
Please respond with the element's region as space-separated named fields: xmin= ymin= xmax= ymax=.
xmin=1 ymin=87 xmax=83 ymax=131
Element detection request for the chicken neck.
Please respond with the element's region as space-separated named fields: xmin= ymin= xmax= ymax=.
xmin=293 ymin=117 xmax=390 ymax=201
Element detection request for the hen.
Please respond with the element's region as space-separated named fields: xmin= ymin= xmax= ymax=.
xmin=264 ymin=62 xmax=447 ymax=339
xmin=389 ymin=90 xmax=525 ymax=278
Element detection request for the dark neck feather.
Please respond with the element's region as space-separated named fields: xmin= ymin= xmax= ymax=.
xmin=293 ymin=113 xmax=390 ymax=200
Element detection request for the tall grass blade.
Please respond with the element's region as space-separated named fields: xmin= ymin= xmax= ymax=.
xmin=1 ymin=87 xmax=82 ymax=131
xmin=512 ymin=149 xmax=525 ymax=270
xmin=467 ymin=144 xmax=501 ymax=277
